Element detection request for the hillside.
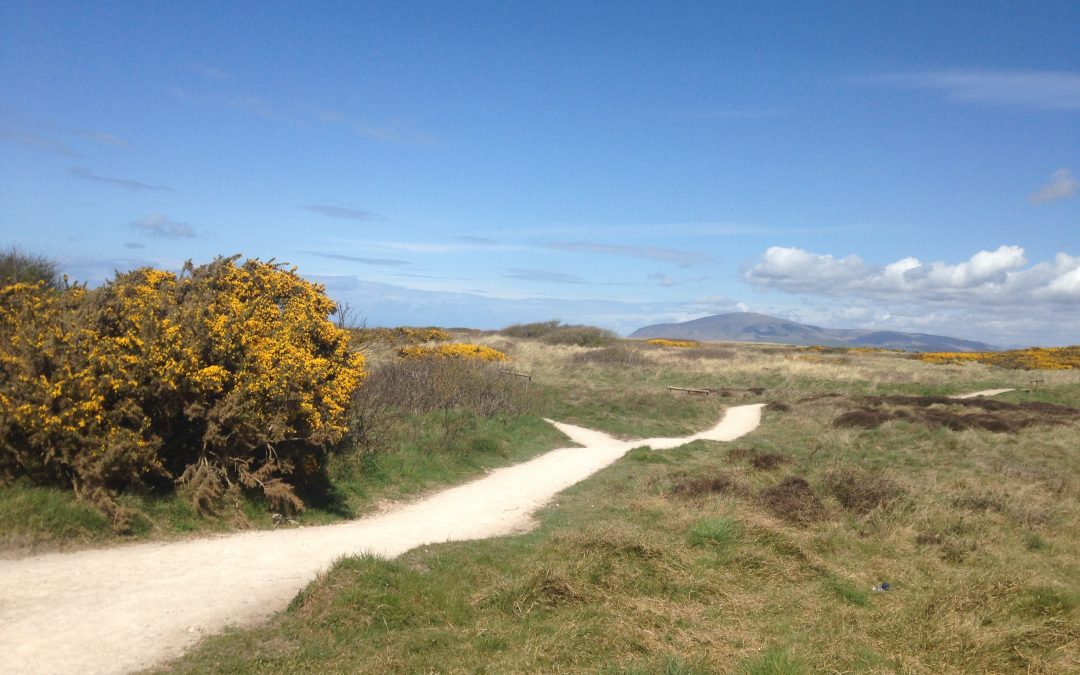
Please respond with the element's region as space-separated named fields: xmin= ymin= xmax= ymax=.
xmin=630 ymin=312 xmax=996 ymax=352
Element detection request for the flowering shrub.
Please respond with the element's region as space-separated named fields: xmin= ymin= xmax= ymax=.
xmin=646 ymin=338 xmax=701 ymax=349
xmin=0 ymin=256 xmax=364 ymax=527
xmin=398 ymin=343 xmax=508 ymax=362
xmin=353 ymin=327 xmax=451 ymax=345
xmin=915 ymin=347 xmax=1080 ymax=370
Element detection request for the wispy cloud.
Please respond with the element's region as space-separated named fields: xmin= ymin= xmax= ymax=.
xmin=856 ymin=69 xmax=1080 ymax=110
xmin=170 ymin=85 xmax=434 ymax=144
xmin=1030 ymin=168 xmax=1079 ymax=204
xmin=70 ymin=128 xmax=129 ymax=148
xmin=124 ymin=242 xmax=145 ymax=249
xmin=190 ymin=64 xmax=232 ymax=81
xmin=1 ymin=128 xmax=79 ymax=156
xmin=505 ymin=268 xmax=586 ymax=284
xmin=301 ymin=205 xmax=382 ymax=221
xmin=648 ymin=272 xmax=677 ymax=287
xmin=339 ymin=239 xmax=529 ymax=254
xmin=313 ymin=109 xmax=435 ymax=145
xmin=668 ymin=108 xmax=786 ymax=120
xmin=544 ymin=241 xmax=713 ymax=267
xmin=305 ymin=251 xmax=411 ymax=266
xmin=71 ymin=166 xmax=172 ymax=192
xmin=128 ymin=214 xmax=195 ymax=239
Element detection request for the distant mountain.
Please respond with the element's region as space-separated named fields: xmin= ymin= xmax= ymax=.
xmin=629 ymin=312 xmax=996 ymax=352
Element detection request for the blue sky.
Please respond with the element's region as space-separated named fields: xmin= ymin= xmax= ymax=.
xmin=1 ymin=1 xmax=1078 ymax=346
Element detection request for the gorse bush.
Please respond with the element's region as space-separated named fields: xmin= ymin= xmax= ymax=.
xmin=352 ymin=326 xmax=451 ymax=345
xmin=915 ymin=347 xmax=1080 ymax=370
xmin=398 ymin=343 xmax=508 ymax=361
xmin=646 ymin=338 xmax=701 ymax=349
xmin=0 ymin=256 xmax=364 ymax=528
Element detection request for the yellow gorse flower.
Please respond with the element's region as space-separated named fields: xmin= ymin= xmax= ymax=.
xmin=646 ymin=338 xmax=701 ymax=348
xmin=0 ymin=256 xmax=366 ymax=522
xmin=398 ymin=343 xmax=508 ymax=361
xmin=915 ymin=347 xmax=1080 ymax=370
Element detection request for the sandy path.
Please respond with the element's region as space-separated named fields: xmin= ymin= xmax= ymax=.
xmin=0 ymin=404 xmax=763 ymax=675
xmin=950 ymin=388 xmax=1016 ymax=399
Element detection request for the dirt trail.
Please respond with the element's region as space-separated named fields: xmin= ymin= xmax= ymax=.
xmin=950 ymin=388 xmax=1016 ymax=399
xmin=0 ymin=404 xmax=764 ymax=675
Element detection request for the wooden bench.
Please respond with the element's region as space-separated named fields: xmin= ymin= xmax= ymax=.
xmin=667 ymin=386 xmax=710 ymax=396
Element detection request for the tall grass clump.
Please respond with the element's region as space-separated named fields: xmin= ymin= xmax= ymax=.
xmin=0 ymin=256 xmax=364 ymax=529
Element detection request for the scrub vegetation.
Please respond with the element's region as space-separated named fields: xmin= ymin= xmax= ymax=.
xmin=3 ymin=254 xmax=1078 ymax=671
xmin=162 ymin=330 xmax=1078 ymax=674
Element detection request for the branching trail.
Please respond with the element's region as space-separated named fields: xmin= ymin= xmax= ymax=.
xmin=0 ymin=404 xmax=764 ymax=675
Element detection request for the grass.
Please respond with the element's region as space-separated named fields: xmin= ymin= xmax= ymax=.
xmin=157 ymin=337 xmax=1080 ymax=673
xmin=8 ymin=332 xmax=1080 ymax=671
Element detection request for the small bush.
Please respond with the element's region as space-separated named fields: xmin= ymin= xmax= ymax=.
xmin=0 ymin=247 xmax=61 ymax=288
xmin=398 ymin=343 xmax=508 ymax=361
xmin=822 ymin=467 xmax=903 ymax=514
xmin=499 ymin=320 xmax=617 ymax=347
xmin=542 ymin=324 xmax=617 ymax=347
xmin=671 ymin=472 xmax=741 ymax=497
xmin=500 ymin=320 xmax=562 ymax=339
xmin=760 ymin=476 xmax=826 ymax=525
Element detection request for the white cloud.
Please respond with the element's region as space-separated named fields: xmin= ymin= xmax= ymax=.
xmin=1030 ymin=168 xmax=1079 ymax=204
xmin=746 ymin=245 xmax=1080 ymax=305
xmin=128 ymin=214 xmax=195 ymax=239
xmin=858 ymin=69 xmax=1080 ymax=110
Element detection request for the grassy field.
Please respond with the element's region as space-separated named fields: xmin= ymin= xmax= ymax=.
xmin=145 ymin=336 xmax=1080 ymax=673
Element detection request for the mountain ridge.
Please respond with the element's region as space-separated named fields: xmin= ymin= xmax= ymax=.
xmin=629 ymin=312 xmax=996 ymax=352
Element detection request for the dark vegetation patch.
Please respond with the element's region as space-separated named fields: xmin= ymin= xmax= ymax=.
xmin=749 ymin=452 xmax=793 ymax=471
xmin=759 ymin=476 xmax=826 ymax=525
xmin=833 ymin=410 xmax=895 ymax=429
xmin=796 ymin=393 xmax=845 ymax=404
xmin=821 ymin=467 xmax=903 ymax=514
xmin=727 ymin=447 xmax=753 ymax=462
xmin=831 ymin=395 xmax=1079 ymax=433
xmin=670 ymin=472 xmax=742 ymax=498
xmin=764 ymin=401 xmax=791 ymax=413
